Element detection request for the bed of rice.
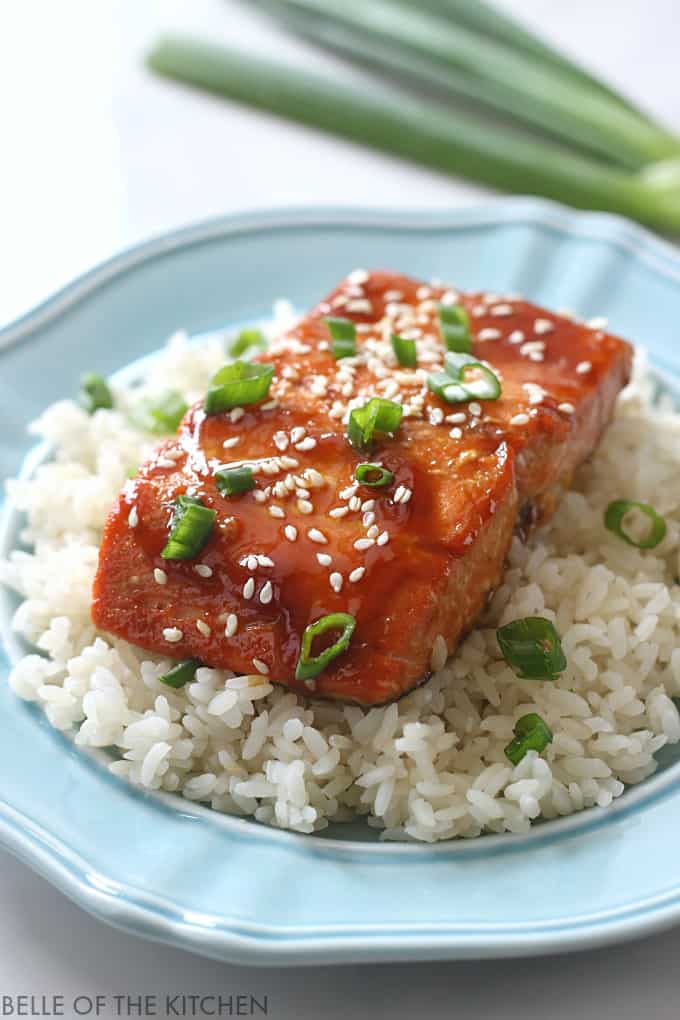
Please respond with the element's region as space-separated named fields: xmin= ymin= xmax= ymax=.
xmin=3 ymin=321 xmax=680 ymax=842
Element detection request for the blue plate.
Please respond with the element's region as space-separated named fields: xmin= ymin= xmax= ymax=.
xmin=3 ymin=199 xmax=680 ymax=966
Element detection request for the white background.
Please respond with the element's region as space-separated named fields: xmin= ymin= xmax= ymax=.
xmin=1 ymin=1 xmax=680 ymax=1015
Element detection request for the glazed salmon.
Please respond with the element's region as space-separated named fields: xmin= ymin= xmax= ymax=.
xmin=92 ymin=271 xmax=632 ymax=705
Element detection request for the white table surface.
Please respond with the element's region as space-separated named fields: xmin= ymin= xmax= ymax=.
xmin=1 ymin=0 xmax=680 ymax=1014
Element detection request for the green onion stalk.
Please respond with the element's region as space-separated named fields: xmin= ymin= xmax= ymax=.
xmin=146 ymin=38 xmax=680 ymax=234
xmin=250 ymin=0 xmax=680 ymax=170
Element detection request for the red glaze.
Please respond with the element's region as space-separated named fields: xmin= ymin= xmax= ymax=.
xmin=92 ymin=272 xmax=632 ymax=704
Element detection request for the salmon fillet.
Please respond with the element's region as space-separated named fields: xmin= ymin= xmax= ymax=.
xmin=92 ymin=271 xmax=632 ymax=705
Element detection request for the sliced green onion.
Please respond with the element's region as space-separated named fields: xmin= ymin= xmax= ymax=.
xmin=348 ymin=397 xmax=403 ymax=451
xmin=428 ymin=352 xmax=501 ymax=403
xmin=146 ymin=37 xmax=680 ymax=234
xmin=504 ymin=713 xmax=553 ymax=766
xmin=215 ymin=465 xmax=256 ymax=496
xmin=325 ymin=316 xmax=357 ymax=359
xmin=391 ymin=333 xmax=417 ymax=367
xmin=130 ymin=390 xmax=188 ymax=434
xmin=204 ymin=360 xmax=275 ymax=414
xmin=79 ymin=373 xmax=113 ymax=414
xmin=497 ymin=617 xmax=566 ymax=680
xmin=160 ymin=657 xmax=201 ymax=688
xmin=295 ymin=612 xmax=356 ymax=683
xmin=161 ymin=495 xmax=216 ymax=560
xmin=604 ymin=500 xmax=667 ymax=549
xmin=229 ymin=328 xmax=267 ymax=358
xmin=355 ymin=462 xmax=394 ymax=488
xmin=438 ymin=304 xmax=472 ymax=353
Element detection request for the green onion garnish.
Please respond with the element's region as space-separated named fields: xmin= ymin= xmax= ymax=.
xmin=428 ymin=351 xmax=501 ymax=404
xmin=130 ymin=390 xmax=188 ymax=434
xmin=295 ymin=612 xmax=356 ymax=683
xmin=497 ymin=617 xmax=566 ymax=680
xmin=204 ymin=360 xmax=275 ymax=415
xmin=325 ymin=317 xmax=357 ymax=359
xmin=229 ymin=328 xmax=267 ymax=358
xmin=391 ymin=333 xmax=417 ymax=367
xmin=79 ymin=373 xmax=113 ymax=414
xmin=604 ymin=500 xmax=667 ymax=549
xmin=504 ymin=713 xmax=553 ymax=766
xmin=348 ymin=397 xmax=403 ymax=451
xmin=146 ymin=38 xmax=680 ymax=236
xmin=161 ymin=494 xmax=216 ymax=560
xmin=438 ymin=304 xmax=472 ymax=353
xmin=355 ymin=462 xmax=394 ymax=488
xmin=160 ymin=657 xmax=201 ymax=689
xmin=215 ymin=465 xmax=256 ymax=496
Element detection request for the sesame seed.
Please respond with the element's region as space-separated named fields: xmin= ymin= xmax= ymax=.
xmin=260 ymin=581 xmax=273 ymax=604
xmin=153 ymin=568 xmax=167 ymax=585
xmin=156 ymin=457 xmax=177 ymax=469
xmin=222 ymin=436 xmax=240 ymax=449
xmin=127 ymin=506 xmax=139 ymax=528
xmin=349 ymin=567 xmax=365 ymax=583
xmin=245 ymin=555 xmax=258 ymax=571
xmin=308 ymin=528 xmax=328 ymax=544
xmin=346 ymin=298 xmax=372 ymax=314
xmin=587 ymin=316 xmax=608 ymax=330
xmin=367 ymin=524 xmax=379 ymax=539
xmin=329 ymin=572 xmax=343 ymax=593
xmin=340 ymin=485 xmax=358 ymax=500
xmin=253 ymin=491 xmax=266 ymax=504
xmin=196 ymin=619 xmax=211 ymax=637
xmin=268 ymin=506 xmax=286 ymax=519
xmin=449 ymin=427 xmax=462 ymax=439
xmin=354 ymin=538 xmax=375 ymax=551
xmin=225 ymin=614 xmax=238 ymax=638
xmin=252 ymin=658 xmax=269 ymax=676
xmin=528 ymin=351 xmax=544 ymax=362
xmin=348 ymin=268 xmax=369 ymax=285
xmin=446 ymin=412 xmax=467 ymax=424
xmin=348 ymin=496 xmax=361 ymax=511
xmin=510 ymin=413 xmax=530 ymax=426
xmin=230 ymin=407 xmax=245 ymax=423
xmin=508 ymin=330 xmax=525 ymax=344
xmin=576 ymin=361 xmax=592 ymax=374
xmin=328 ymin=506 xmax=349 ymax=519
xmin=394 ymin=485 xmax=405 ymax=503
xmin=296 ymin=437 xmax=317 ymax=453
xmin=477 ymin=328 xmax=502 ymax=341
xmin=317 ymin=552 xmax=332 ymax=567
xmin=261 ymin=399 xmax=278 ymax=412
xmin=291 ymin=426 xmax=306 ymax=444
xmin=534 ymin=318 xmax=554 ymax=335
xmin=194 ymin=564 xmax=213 ymax=578
xmin=162 ymin=627 xmax=183 ymax=643
xmin=489 ymin=303 xmax=513 ymax=317
xmin=558 ymin=402 xmax=575 ymax=413
xmin=295 ymin=488 xmax=311 ymax=500
xmin=429 ymin=407 xmax=445 ymax=425
xmin=297 ymin=499 xmax=314 ymax=515
xmin=280 ymin=456 xmax=300 ymax=469
xmin=273 ymin=431 xmax=289 ymax=451
xmin=468 ymin=402 xmax=482 ymax=417
xmin=257 ymin=555 xmax=274 ymax=567
xmin=284 ymin=524 xmax=298 ymax=542
xmin=362 ymin=511 xmax=376 ymax=528
xmin=243 ymin=578 xmax=255 ymax=600
xmin=377 ymin=531 xmax=390 ymax=546
xmin=361 ymin=499 xmax=376 ymax=512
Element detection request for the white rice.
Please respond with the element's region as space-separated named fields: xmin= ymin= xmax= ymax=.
xmin=3 ymin=326 xmax=680 ymax=841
